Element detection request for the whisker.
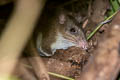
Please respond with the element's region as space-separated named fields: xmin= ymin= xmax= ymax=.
xmin=64 ymin=34 xmax=78 ymax=42
xmin=65 ymin=38 xmax=77 ymax=44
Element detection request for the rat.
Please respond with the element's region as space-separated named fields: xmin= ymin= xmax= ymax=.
xmin=35 ymin=9 xmax=89 ymax=56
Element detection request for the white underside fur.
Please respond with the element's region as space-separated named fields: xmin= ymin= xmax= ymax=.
xmin=37 ymin=32 xmax=76 ymax=56
xmin=51 ymin=32 xmax=76 ymax=54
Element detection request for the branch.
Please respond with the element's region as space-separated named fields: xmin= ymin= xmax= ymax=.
xmin=0 ymin=0 xmax=46 ymax=79
xmin=76 ymin=11 xmax=120 ymax=80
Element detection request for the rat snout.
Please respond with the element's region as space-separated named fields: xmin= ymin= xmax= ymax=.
xmin=76 ymin=40 xmax=89 ymax=50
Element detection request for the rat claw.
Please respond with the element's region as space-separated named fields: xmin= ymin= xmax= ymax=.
xmin=83 ymin=45 xmax=88 ymax=50
xmin=77 ymin=40 xmax=89 ymax=50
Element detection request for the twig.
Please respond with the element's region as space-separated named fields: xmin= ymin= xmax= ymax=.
xmin=76 ymin=11 xmax=120 ymax=80
xmin=23 ymin=63 xmax=75 ymax=80
xmin=87 ymin=9 xmax=119 ymax=40
xmin=48 ymin=72 xmax=74 ymax=80
xmin=0 ymin=0 xmax=45 ymax=79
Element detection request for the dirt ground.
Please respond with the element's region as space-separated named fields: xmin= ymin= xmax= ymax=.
xmin=0 ymin=0 xmax=120 ymax=80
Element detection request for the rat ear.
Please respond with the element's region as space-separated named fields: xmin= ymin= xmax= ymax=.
xmin=73 ymin=12 xmax=82 ymax=23
xmin=67 ymin=12 xmax=83 ymax=23
xmin=74 ymin=12 xmax=87 ymax=24
xmin=58 ymin=11 xmax=67 ymax=24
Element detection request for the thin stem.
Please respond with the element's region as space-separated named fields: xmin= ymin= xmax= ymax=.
xmin=87 ymin=9 xmax=119 ymax=40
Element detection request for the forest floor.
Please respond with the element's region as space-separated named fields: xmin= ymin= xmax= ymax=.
xmin=0 ymin=0 xmax=119 ymax=80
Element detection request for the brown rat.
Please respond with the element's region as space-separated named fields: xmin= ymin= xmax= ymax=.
xmin=36 ymin=9 xmax=88 ymax=56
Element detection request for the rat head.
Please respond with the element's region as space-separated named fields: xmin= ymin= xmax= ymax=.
xmin=51 ymin=11 xmax=89 ymax=54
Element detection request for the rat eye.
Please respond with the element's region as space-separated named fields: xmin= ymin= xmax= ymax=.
xmin=70 ymin=28 xmax=77 ymax=34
